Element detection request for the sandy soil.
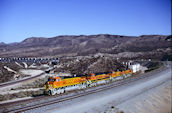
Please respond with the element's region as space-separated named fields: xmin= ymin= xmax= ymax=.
xmin=116 ymin=80 xmax=171 ymax=113
xmin=0 ymin=97 xmax=33 ymax=104
xmin=0 ymin=87 xmax=42 ymax=95
xmin=19 ymin=69 xmax=43 ymax=77
xmin=0 ymin=69 xmax=44 ymax=96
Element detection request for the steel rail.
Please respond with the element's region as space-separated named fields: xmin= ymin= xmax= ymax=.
xmin=0 ymin=72 xmax=45 ymax=88
xmin=3 ymin=65 xmax=168 ymax=113
xmin=0 ymin=67 xmax=54 ymax=88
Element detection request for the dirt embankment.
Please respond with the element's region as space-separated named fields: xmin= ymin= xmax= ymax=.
xmin=116 ymin=81 xmax=171 ymax=113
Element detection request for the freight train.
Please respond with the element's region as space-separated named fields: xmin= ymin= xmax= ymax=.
xmin=45 ymin=69 xmax=133 ymax=95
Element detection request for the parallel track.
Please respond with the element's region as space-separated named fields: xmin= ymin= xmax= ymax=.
xmin=0 ymin=72 xmax=45 ymax=88
xmin=2 ymin=66 xmax=167 ymax=113
xmin=0 ymin=67 xmax=54 ymax=88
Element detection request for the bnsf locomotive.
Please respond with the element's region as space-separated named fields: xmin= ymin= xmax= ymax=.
xmin=45 ymin=69 xmax=132 ymax=95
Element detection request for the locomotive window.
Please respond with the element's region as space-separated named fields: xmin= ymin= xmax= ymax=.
xmin=48 ymin=78 xmax=55 ymax=82
xmin=56 ymin=79 xmax=60 ymax=82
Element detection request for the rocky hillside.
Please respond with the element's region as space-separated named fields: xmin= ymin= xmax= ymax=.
xmin=55 ymin=55 xmax=127 ymax=75
xmin=0 ymin=34 xmax=171 ymax=60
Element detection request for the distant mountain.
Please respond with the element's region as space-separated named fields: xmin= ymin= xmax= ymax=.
xmin=0 ymin=42 xmax=6 ymax=45
xmin=0 ymin=34 xmax=171 ymax=60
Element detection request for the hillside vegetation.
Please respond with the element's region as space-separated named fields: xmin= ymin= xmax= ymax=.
xmin=0 ymin=34 xmax=171 ymax=60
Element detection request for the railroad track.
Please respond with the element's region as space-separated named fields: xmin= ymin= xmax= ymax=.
xmin=2 ymin=65 xmax=168 ymax=113
xmin=0 ymin=67 xmax=54 ymax=88
xmin=0 ymin=72 xmax=45 ymax=88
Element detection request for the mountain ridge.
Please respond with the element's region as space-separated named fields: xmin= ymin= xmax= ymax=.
xmin=0 ymin=34 xmax=171 ymax=60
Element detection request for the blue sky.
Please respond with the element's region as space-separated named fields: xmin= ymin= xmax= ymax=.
xmin=0 ymin=0 xmax=171 ymax=43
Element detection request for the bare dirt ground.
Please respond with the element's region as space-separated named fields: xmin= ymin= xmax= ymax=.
xmin=116 ymin=80 xmax=171 ymax=113
xmin=0 ymin=62 xmax=48 ymax=83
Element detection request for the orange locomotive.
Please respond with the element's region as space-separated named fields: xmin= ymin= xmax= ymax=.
xmin=45 ymin=69 xmax=132 ymax=95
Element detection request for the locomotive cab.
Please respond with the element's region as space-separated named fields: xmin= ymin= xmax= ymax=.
xmin=48 ymin=77 xmax=55 ymax=82
xmin=54 ymin=76 xmax=61 ymax=82
xmin=45 ymin=77 xmax=55 ymax=90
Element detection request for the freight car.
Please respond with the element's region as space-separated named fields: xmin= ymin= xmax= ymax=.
xmin=45 ymin=69 xmax=132 ymax=95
